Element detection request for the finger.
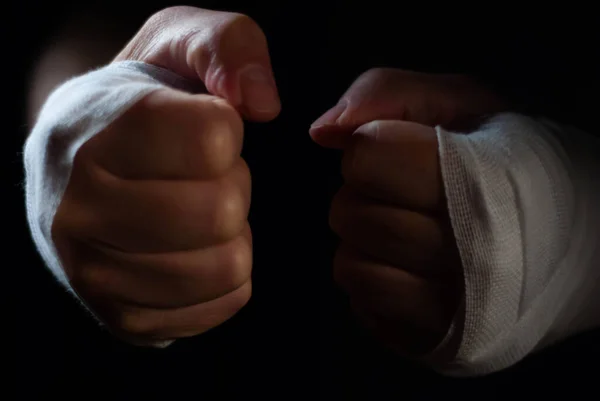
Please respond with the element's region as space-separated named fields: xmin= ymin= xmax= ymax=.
xmin=329 ymin=186 xmax=448 ymax=277
xmin=68 ymin=225 xmax=252 ymax=309
xmin=89 ymin=280 xmax=252 ymax=341
xmin=310 ymin=68 xmax=505 ymax=148
xmin=333 ymin=245 xmax=451 ymax=331
xmin=115 ymin=6 xmax=280 ymax=120
xmin=81 ymin=89 xmax=244 ymax=180
xmin=352 ymin=301 xmax=445 ymax=357
xmin=333 ymin=245 xmax=457 ymax=352
xmin=341 ymin=120 xmax=444 ymax=211
xmin=54 ymin=159 xmax=251 ymax=253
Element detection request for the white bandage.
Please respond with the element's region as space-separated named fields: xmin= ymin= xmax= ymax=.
xmin=433 ymin=113 xmax=600 ymax=376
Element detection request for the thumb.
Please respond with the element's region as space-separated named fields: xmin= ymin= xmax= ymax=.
xmin=310 ymin=68 xmax=504 ymax=148
xmin=114 ymin=6 xmax=280 ymax=121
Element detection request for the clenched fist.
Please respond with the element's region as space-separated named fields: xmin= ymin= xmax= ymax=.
xmin=50 ymin=6 xmax=280 ymax=344
xmin=312 ymin=68 xmax=506 ymax=357
xmin=330 ymin=120 xmax=462 ymax=355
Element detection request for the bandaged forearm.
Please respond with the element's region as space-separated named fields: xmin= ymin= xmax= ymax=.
xmin=433 ymin=113 xmax=600 ymax=376
xmin=24 ymin=61 xmax=197 ymax=345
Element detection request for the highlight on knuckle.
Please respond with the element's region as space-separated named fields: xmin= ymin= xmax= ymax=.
xmin=357 ymin=67 xmax=400 ymax=86
xmin=149 ymin=6 xmax=194 ymax=25
xmin=220 ymin=13 xmax=264 ymax=43
xmin=212 ymin=182 xmax=246 ymax=241
xmin=362 ymin=67 xmax=388 ymax=79
xmin=197 ymin=101 xmax=243 ymax=175
xmin=221 ymin=236 xmax=253 ymax=290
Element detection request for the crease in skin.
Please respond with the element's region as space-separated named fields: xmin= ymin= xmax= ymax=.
xmin=75 ymin=214 xmax=250 ymax=255
xmin=74 ymin=222 xmax=251 ymax=264
xmin=60 ymin=160 xmax=250 ymax=254
xmin=63 ymin=151 xmax=251 ymax=252
xmin=28 ymin=28 xmax=265 ymax=345
xmin=87 ymin=147 xmax=236 ymax=183
xmin=83 ymin=268 xmax=252 ymax=311
xmin=68 ymin=232 xmax=253 ymax=309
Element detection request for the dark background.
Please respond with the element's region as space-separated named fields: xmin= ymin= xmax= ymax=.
xmin=6 ymin=1 xmax=600 ymax=399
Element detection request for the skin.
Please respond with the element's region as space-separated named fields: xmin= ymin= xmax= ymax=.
xmin=52 ymin=7 xmax=281 ymax=344
xmin=42 ymin=6 xmax=505 ymax=353
xmin=311 ymin=68 xmax=506 ymax=355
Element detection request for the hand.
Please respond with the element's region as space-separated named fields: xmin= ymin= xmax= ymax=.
xmin=312 ymin=68 xmax=504 ymax=356
xmin=329 ymin=120 xmax=462 ymax=356
xmin=51 ymin=6 xmax=280 ymax=344
xmin=115 ymin=6 xmax=281 ymax=120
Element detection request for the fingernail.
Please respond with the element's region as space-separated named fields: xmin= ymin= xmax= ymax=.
xmin=239 ymin=65 xmax=280 ymax=114
xmin=310 ymin=100 xmax=348 ymax=129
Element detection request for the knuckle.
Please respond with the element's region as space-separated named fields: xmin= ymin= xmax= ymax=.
xmin=148 ymin=6 xmax=195 ymax=25
xmin=341 ymin=121 xmax=381 ymax=186
xmin=221 ymin=236 xmax=253 ymax=289
xmin=146 ymin=8 xmax=170 ymax=26
xmin=219 ymin=13 xmax=264 ymax=42
xmin=223 ymin=12 xmax=254 ymax=26
xmin=362 ymin=67 xmax=387 ymax=78
xmin=359 ymin=67 xmax=396 ymax=83
xmin=210 ymin=96 xmax=243 ymax=129
xmin=207 ymin=13 xmax=267 ymax=66
xmin=196 ymin=99 xmax=244 ymax=175
xmin=209 ymin=97 xmax=244 ymax=141
xmin=212 ymin=181 xmax=247 ymax=240
xmin=139 ymin=7 xmax=200 ymax=48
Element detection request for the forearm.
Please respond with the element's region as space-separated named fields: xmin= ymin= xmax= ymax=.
xmin=531 ymin=118 xmax=600 ymax=347
xmin=433 ymin=113 xmax=600 ymax=375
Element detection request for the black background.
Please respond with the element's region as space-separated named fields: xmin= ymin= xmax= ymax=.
xmin=6 ymin=1 xmax=600 ymax=399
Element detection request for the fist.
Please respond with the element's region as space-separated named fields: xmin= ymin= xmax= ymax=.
xmin=53 ymin=90 xmax=251 ymax=343
xmin=311 ymin=68 xmax=505 ymax=357
xmin=329 ymin=120 xmax=463 ymax=355
xmin=51 ymin=6 xmax=281 ymax=344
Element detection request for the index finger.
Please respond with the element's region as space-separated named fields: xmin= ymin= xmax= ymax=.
xmin=341 ymin=120 xmax=444 ymax=212
xmin=80 ymin=88 xmax=244 ymax=181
